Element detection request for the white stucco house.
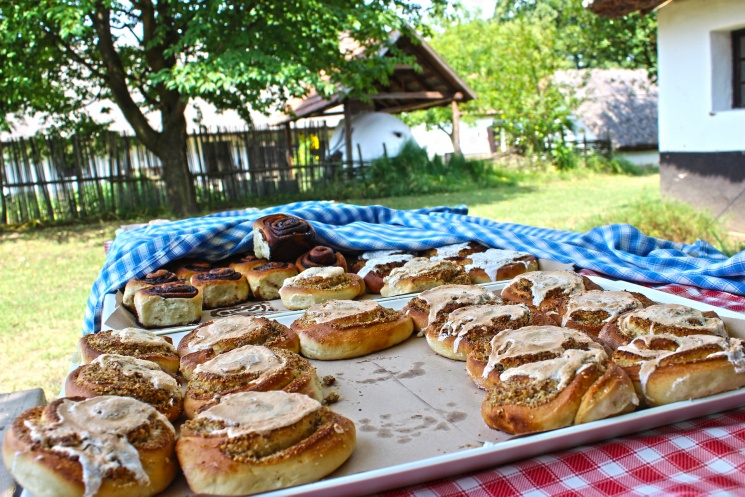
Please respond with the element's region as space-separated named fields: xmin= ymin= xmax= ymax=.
xmin=587 ymin=0 xmax=745 ymax=230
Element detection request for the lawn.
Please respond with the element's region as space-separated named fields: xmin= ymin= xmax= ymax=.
xmin=0 ymin=171 xmax=728 ymax=400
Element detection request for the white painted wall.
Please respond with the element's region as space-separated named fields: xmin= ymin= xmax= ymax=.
xmin=658 ymin=0 xmax=745 ymax=152
xmin=616 ymin=150 xmax=660 ymax=167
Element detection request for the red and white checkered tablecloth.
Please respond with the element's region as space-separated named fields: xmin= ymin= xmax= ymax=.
xmin=377 ymin=277 xmax=745 ymax=497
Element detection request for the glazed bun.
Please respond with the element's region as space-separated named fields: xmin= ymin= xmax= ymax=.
xmin=133 ymin=282 xmax=203 ymax=329
xmin=402 ymin=284 xmax=502 ymax=334
xmin=177 ymin=391 xmax=356 ymax=495
xmin=462 ymin=249 xmax=538 ymax=284
xmin=253 ymin=214 xmax=316 ymax=262
xmin=500 ymin=270 xmax=603 ymax=315
xmin=347 ymin=249 xmax=411 ymax=273
xmin=279 ymin=266 xmax=365 ymax=310
xmin=291 ymin=300 xmax=414 ymax=360
xmin=422 ymin=241 xmax=487 ymax=260
xmin=245 ymin=261 xmax=299 ymax=300
xmin=296 ymin=246 xmax=348 ymax=272
xmin=355 ymin=252 xmax=415 ymax=294
xmin=177 ymin=315 xmax=299 ymax=380
xmin=558 ymin=290 xmax=655 ymax=337
xmin=2 ymin=396 xmax=177 ymax=497
xmin=78 ymin=327 xmax=179 ymax=375
xmin=190 ymin=268 xmax=250 ymax=309
xmin=380 ymin=258 xmax=471 ymax=297
xmin=122 ymin=269 xmax=180 ymax=310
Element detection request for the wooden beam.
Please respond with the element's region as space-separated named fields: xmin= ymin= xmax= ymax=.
xmin=381 ymin=98 xmax=451 ymax=115
xmin=368 ymin=91 xmax=447 ymax=100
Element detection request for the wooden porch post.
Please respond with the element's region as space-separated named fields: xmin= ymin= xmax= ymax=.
xmin=451 ymin=98 xmax=462 ymax=156
xmin=343 ymin=101 xmax=354 ymax=168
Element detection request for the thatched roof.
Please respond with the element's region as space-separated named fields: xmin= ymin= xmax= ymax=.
xmin=555 ymin=68 xmax=658 ymax=151
xmin=583 ymin=0 xmax=667 ymax=18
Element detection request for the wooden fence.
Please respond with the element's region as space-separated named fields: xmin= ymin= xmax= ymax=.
xmin=0 ymin=123 xmax=361 ymax=225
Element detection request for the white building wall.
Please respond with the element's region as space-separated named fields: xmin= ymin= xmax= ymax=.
xmin=658 ymin=0 xmax=745 ymax=152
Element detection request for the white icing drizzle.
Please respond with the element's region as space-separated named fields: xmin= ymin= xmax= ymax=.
xmin=419 ymin=284 xmax=501 ymax=324
xmin=464 ymin=249 xmax=532 ymax=282
xmin=384 ymin=257 xmax=454 ymax=289
xmin=618 ymin=304 xmax=727 ymax=337
xmin=91 ymin=354 xmax=180 ymax=396
xmin=504 ymin=271 xmax=585 ymax=306
xmin=109 ymin=327 xmax=176 ymax=352
xmin=303 ymin=299 xmax=378 ymax=324
xmin=360 ymin=249 xmax=408 ymax=260
xmin=188 ymin=316 xmax=266 ymax=352
xmin=439 ymin=304 xmax=529 ymax=353
xmin=194 ymin=344 xmax=282 ymax=376
xmin=429 ymin=242 xmax=473 ymax=259
xmin=483 ymin=325 xmax=605 ymax=378
xmin=499 ymin=348 xmax=606 ymax=390
xmin=283 ymin=266 xmax=344 ymax=286
xmin=199 ymin=391 xmax=321 ymax=437
xmin=357 ymin=254 xmax=414 ymax=279
xmin=24 ymin=396 xmax=171 ymax=497
xmin=561 ymin=290 xmax=643 ymax=327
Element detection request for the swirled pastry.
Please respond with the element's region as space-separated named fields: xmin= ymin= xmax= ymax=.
xmin=133 ymin=282 xmax=203 ymax=328
xmin=245 ymin=261 xmax=298 ymax=300
xmin=355 ymin=252 xmax=415 ymax=294
xmin=183 ymin=344 xmax=322 ymax=418
xmin=296 ymin=246 xmax=348 ymax=272
xmin=228 ymin=253 xmax=267 ymax=277
xmin=422 ymin=241 xmax=488 ymax=260
xmin=122 ymin=269 xmax=181 ymax=311
xmin=191 ymin=268 xmax=250 ymax=309
xmin=177 ymin=391 xmax=356 ymax=495
xmin=613 ymin=334 xmax=745 ymax=407
xmin=471 ymin=326 xmax=637 ymax=434
xmin=348 ymin=249 xmax=411 ymax=273
xmin=599 ymin=303 xmax=728 ymax=350
xmin=403 ymin=284 xmax=503 ymax=334
xmin=500 ymin=270 xmax=603 ymax=314
xmin=290 ymin=300 xmax=414 ymax=360
xmin=2 ymin=396 xmax=177 ymax=497
xmin=427 ymin=303 xmax=552 ymax=361
xmin=177 ymin=316 xmax=299 ymax=380
xmin=65 ymin=354 xmax=183 ymax=421
xmin=253 ymin=214 xmax=316 ymax=262
xmin=279 ymin=266 xmax=365 ymax=310
xmin=79 ymin=327 xmax=179 ymax=375
xmin=558 ymin=290 xmax=655 ymax=337
xmin=462 ymin=249 xmax=539 ymax=284
xmin=380 ymin=258 xmax=471 ymax=297
xmin=170 ymin=259 xmax=212 ymax=281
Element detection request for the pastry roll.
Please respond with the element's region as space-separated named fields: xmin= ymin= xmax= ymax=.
xmin=177 ymin=315 xmax=299 ymax=380
xmin=133 ymin=282 xmax=203 ymax=328
xmin=613 ymin=333 xmax=745 ymax=407
xmin=380 ymin=257 xmax=471 ymax=297
xmin=355 ymin=252 xmax=414 ymax=294
xmin=599 ymin=303 xmax=728 ymax=350
xmin=462 ymin=249 xmax=539 ymax=284
xmin=122 ymin=269 xmax=180 ymax=310
xmin=253 ymin=214 xmax=316 ymax=262
xmin=228 ymin=253 xmax=268 ymax=277
xmin=347 ymin=249 xmax=411 ymax=273
xmin=177 ymin=391 xmax=356 ymax=495
xmin=291 ymin=300 xmax=414 ymax=360
xmin=183 ymin=344 xmax=322 ymax=418
xmin=279 ymin=266 xmax=365 ymax=310
xmin=245 ymin=261 xmax=299 ymax=300
xmin=2 ymin=396 xmax=177 ymax=497
xmin=78 ymin=327 xmax=179 ymax=375
xmin=422 ymin=241 xmax=488 ymax=260
xmin=500 ymin=270 xmax=603 ymax=314
xmin=558 ymin=290 xmax=655 ymax=337
xmin=170 ymin=259 xmax=212 ymax=281
xmin=65 ymin=354 xmax=184 ymax=421
xmin=403 ymin=284 xmax=503 ymax=333
xmin=190 ymin=268 xmax=250 ymax=309
xmin=296 ymin=246 xmax=348 ymax=272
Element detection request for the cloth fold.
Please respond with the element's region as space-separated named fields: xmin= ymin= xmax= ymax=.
xmin=83 ymin=201 xmax=745 ymax=335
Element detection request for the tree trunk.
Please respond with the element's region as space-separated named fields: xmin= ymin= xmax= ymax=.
xmin=157 ymin=116 xmax=198 ymax=217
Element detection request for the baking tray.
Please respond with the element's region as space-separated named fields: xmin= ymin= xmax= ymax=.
xmin=95 ymin=275 xmax=745 ymax=497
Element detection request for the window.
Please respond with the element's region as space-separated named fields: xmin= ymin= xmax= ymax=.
xmin=734 ymin=28 xmax=745 ymax=108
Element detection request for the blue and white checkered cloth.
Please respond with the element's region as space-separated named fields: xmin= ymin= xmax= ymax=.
xmin=84 ymin=201 xmax=745 ymax=334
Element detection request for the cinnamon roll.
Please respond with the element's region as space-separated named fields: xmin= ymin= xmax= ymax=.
xmin=190 ymin=268 xmax=250 ymax=309
xmin=2 ymin=396 xmax=177 ymax=497
xmin=403 ymin=284 xmax=503 ymax=333
xmin=253 ymin=214 xmax=316 ymax=262
xmin=422 ymin=241 xmax=488 ymax=260
xmin=500 ymin=270 xmax=603 ymax=315
xmin=462 ymin=249 xmax=539 ymax=284
xmin=170 ymin=259 xmax=212 ymax=281
xmin=177 ymin=315 xmax=300 ymax=380
xmin=347 ymin=249 xmax=411 ymax=273
xmin=290 ymin=300 xmax=414 ymax=360
xmin=558 ymin=290 xmax=656 ymax=337
xmin=177 ymin=391 xmax=356 ymax=495
xmin=183 ymin=344 xmax=322 ymax=418
xmin=65 ymin=354 xmax=183 ymax=421
xmin=79 ymin=327 xmax=179 ymax=375
xmin=133 ymin=282 xmax=203 ymax=328
xmin=122 ymin=269 xmax=180 ymax=310
xmin=279 ymin=266 xmax=365 ymax=310
xmin=228 ymin=253 xmax=268 ymax=277
xmin=245 ymin=261 xmax=299 ymax=300
xmin=426 ymin=303 xmax=551 ymax=361
xmin=355 ymin=252 xmax=415 ymax=294
xmin=472 ymin=326 xmax=637 ymax=434
xmin=599 ymin=303 xmax=728 ymax=350
xmin=380 ymin=257 xmax=471 ymax=297
xmin=613 ymin=334 xmax=745 ymax=407
xmin=296 ymin=246 xmax=348 ymax=272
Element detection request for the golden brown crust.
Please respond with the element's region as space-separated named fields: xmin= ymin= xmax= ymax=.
xmin=253 ymin=214 xmax=317 ymax=262
xmin=279 ymin=269 xmax=366 ymax=310
xmin=421 ymin=241 xmax=487 ymax=259
xmin=79 ymin=328 xmax=179 ymax=375
xmin=356 ymin=254 xmax=414 ymax=294
xmin=177 ymin=316 xmax=299 ymax=380
xmin=122 ymin=270 xmax=181 ymax=310
xmin=133 ymin=283 xmax=203 ymax=329
xmin=245 ymin=262 xmax=299 ymax=300
xmin=557 ymin=290 xmax=656 ymax=338
xmin=295 ymin=246 xmax=348 ymax=272
xmin=403 ymin=284 xmax=504 ymax=334
xmin=464 ymin=252 xmax=539 ymax=284
xmin=380 ymin=258 xmax=471 ymax=297
xmin=190 ymin=268 xmax=250 ymax=309
xmin=290 ymin=300 xmax=414 ymax=360
xmin=228 ymin=254 xmax=268 ymax=277
xmin=169 ymin=259 xmax=212 ymax=281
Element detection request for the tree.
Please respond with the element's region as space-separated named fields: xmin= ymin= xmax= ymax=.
xmin=0 ymin=1 xmax=446 ymax=216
